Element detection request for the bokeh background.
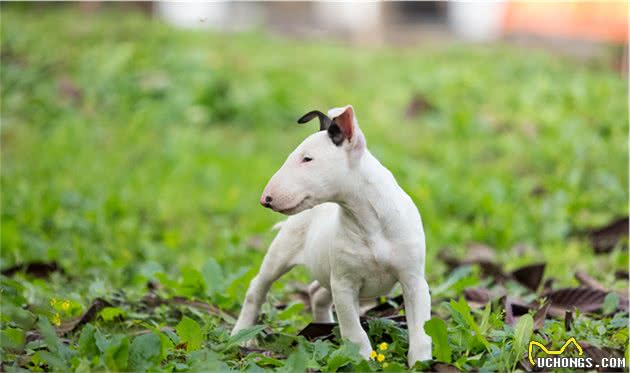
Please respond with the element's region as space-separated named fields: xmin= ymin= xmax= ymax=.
xmin=1 ymin=2 xmax=628 ymax=371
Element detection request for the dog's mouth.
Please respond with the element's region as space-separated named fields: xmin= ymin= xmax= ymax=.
xmin=277 ymin=196 xmax=311 ymax=215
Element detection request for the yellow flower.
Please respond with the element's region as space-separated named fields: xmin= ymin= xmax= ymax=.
xmin=49 ymin=298 xmax=57 ymax=307
xmin=61 ymin=301 xmax=70 ymax=312
xmin=52 ymin=313 xmax=61 ymax=326
xmin=377 ymin=353 xmax=385 ymax=362
xmin=379 ymin=342 xmax=388 ymax=351
xmin=369 ymin=350 xmax=377 ymax=360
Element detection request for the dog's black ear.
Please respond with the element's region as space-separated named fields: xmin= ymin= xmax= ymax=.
xmin=297 ymin=110 xmax=332 ymax=131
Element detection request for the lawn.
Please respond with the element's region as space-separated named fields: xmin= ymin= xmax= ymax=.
xmin=1 ymin=5 xmax=628 ymax=372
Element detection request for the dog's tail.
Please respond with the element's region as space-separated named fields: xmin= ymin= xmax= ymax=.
xmin=271 ymin=220 xmax=287 ymax=231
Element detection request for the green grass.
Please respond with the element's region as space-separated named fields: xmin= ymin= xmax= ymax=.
xmin=1 ymin=5 xmax=628 ymax=372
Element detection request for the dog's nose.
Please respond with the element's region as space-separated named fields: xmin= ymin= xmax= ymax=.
xmin=260 ymin=195 xmax=273 ymax=208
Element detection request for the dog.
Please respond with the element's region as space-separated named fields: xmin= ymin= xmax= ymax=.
xmin=231 ymin=105 xmax=432 ymax=367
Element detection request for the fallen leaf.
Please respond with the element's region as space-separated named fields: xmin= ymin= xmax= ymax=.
xmin=543 ymin=287 xmax=609 ymax=317
xmin=614 ymin=270 xmax=628 ymax=281
xmin=57 ymin=76 xmax=83 ymax=102
xmin=511 ymin=263 xmax=546 ymax=292
xmin=574 ymin=271 xmax=607 ymax=291
xmin=297 ymin=323 xmax=336 ymax=341
xmin=1 ymin=261 xmax=64 ymax=278
xmin=585 ymin=216 xmax=629 ymax=254
xmin=532 ymin=302 xmax=551 ymax=330
xmin=364 ymin=295 xmax=404 ymax=317
xmin=530 ymin=185 xmax=547 ymax=197
xmin=438 ymin=245 xmax=506 ymax=281
xmin=466 ymin=243 xmax=496 ymax=263
xmin=56 ymin=298 xmax=112 ymax=334
xmin=543 ymin=278 xmax=555 ymax=293
xmin=430 ymin=362 xmax=461 ymax=372
xmin=478 ymin=261 xmax=507 ymax=281
xmin=464 ymin=288 xmax=490 ymax=306
xmin=140 ymin=291 xmax=233 ymax=319
xmin=239 ymin=346 xmax=286 ymax=359
xmin=504 ymin=298 xmax=549 ymax=330
xmin=504 ymin=297 xmax=532 ymax=327
xmin=464 ymin=286 xmax=506 ymax=308
xmin=405 ymin=93 xmax=435 ymax=119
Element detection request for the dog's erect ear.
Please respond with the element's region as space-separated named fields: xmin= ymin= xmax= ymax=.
xmin=328 ymin=105 xmax=364 ymax=150
xmin=297 ymin=110 xmax=332 ymax=131
xmin=331 ymin=106 xmax=354 ymax=141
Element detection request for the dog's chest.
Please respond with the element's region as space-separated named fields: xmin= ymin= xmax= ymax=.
xmin=334 ymin=234 xmax=398 ymax=297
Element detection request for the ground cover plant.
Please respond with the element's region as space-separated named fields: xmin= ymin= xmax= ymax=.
xmin=1 ymin=5 xmax=628 ymax=372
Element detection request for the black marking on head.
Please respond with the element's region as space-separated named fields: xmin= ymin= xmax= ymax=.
xmin=327 ymin=122 xmax=345 ymax=146
xmin=297 ymin=110 xmax=332 ymax=131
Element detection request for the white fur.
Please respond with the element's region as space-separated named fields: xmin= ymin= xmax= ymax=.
xmin=231 ymin=105 xmax=432 ymax=367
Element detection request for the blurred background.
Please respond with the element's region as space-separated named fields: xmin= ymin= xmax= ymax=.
xmin=2 ymin=0 xmax=628 ymax=296
xmin=151 ymin=1 xmax=628 ymax=58
xmin=1 ymin=0 xmax=628 ymax=349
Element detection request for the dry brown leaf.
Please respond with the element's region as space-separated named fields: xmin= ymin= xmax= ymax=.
xmin=2 ymin=261 xmax=64 ymax=279
xmin=511 ymin=263 xmax=546 ymax=292
xmin=585 ymin=216 xmax=629 ymax=254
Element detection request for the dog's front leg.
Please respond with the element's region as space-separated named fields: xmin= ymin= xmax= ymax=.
xmin=399 ymin=272 xmax=432 ymax=367
xmin=231 ymin=230 xmax=300 ymax=339
xmin=330 ymin=278 xmax=372 ymax=357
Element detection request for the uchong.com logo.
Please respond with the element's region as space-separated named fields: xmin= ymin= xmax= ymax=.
xmin=528 ymin=337 xmax=626 ymax=370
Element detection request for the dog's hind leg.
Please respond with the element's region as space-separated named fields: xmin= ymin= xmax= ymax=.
xmin=231 ymin=221 xmax=305 ymax=338
xmin=308 ymin=281 xmax=334 ymax=323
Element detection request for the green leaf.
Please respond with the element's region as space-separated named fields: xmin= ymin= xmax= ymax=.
xmin=512 ymin=314 xmax=533 ymax=364
xmin=36 ymin=316 xmax=76 ymax=366
xmin=0 ymin=327 xmax=25 ymax=352
xmin=176 ymin=316 xmax=204 ymax=352
xmin=279 ymin=344 xmax=308 ymax=373
xmin=432 ymin=266 xmax=479 ymax=297
xmin=99 ymin=307 xmax=126 ymax=322
xmin=277 ymin=302 xmax=305 ymax=320
xmin=202 ymin=258 xmax=225 ymax=296
xmin=603 ymin=293 xmax=620 ymax=314
xmin=479 ymin=302 xmax=492 ymax=334
xmin=37 ymin=316 xmax=62 ymax=354
xmin=37 ymin=350 xmax=68 ymax=371
xmin=509 ymin=313 xmax=534 ymax=371
xmin=179 ymin=267 xmax=207 ymax=297
xmin=449 ymin=297 xmax=491 ymax=351
xmin=187 ymin=349 xmax=230 ymax=371
xmin=78 ymin=324 xmax=99 ymax=358
xmin=324 ymin=342 xmax=363 ymax=372
xmin=95 ymin=328 xmax=109 ymax=354
xmin=225 ymin=325 xmax=265 ymax=350
xmin=103 ymin=335 xmax=129 ymax=372
xmin=383 ymin=361 xmax=406 ymax=371
xmin=128 ymin=333 xmax=162 ymax=371
xmin=424 ymin=317 xmax=452 ymax=363
xmin=248 ymin=353 xmax=283 ymax=368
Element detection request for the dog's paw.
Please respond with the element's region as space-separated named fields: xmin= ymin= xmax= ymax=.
xmin=408 ymin=335 xmax=432 ymax=367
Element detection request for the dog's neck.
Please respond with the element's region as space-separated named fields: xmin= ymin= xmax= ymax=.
xmin=336 ymin=150 xmax=404 ymax=238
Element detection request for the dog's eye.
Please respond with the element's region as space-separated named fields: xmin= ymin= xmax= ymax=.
xmin=302 ymin=156 xmax=313 ymax=163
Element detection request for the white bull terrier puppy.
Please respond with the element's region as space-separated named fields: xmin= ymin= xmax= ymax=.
xmin=231 ymin=105 xmax=432 ymax=366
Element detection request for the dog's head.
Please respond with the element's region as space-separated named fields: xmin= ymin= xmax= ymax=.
xmin=260 ymin=105 xmax=366 ymax=215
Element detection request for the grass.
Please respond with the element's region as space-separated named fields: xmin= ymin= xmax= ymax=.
xmin=1 ymin=5 xmax=628 ymax=372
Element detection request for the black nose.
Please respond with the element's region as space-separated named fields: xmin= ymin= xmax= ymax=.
xmin=261 ymin=195 xmax=273 ymax=208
